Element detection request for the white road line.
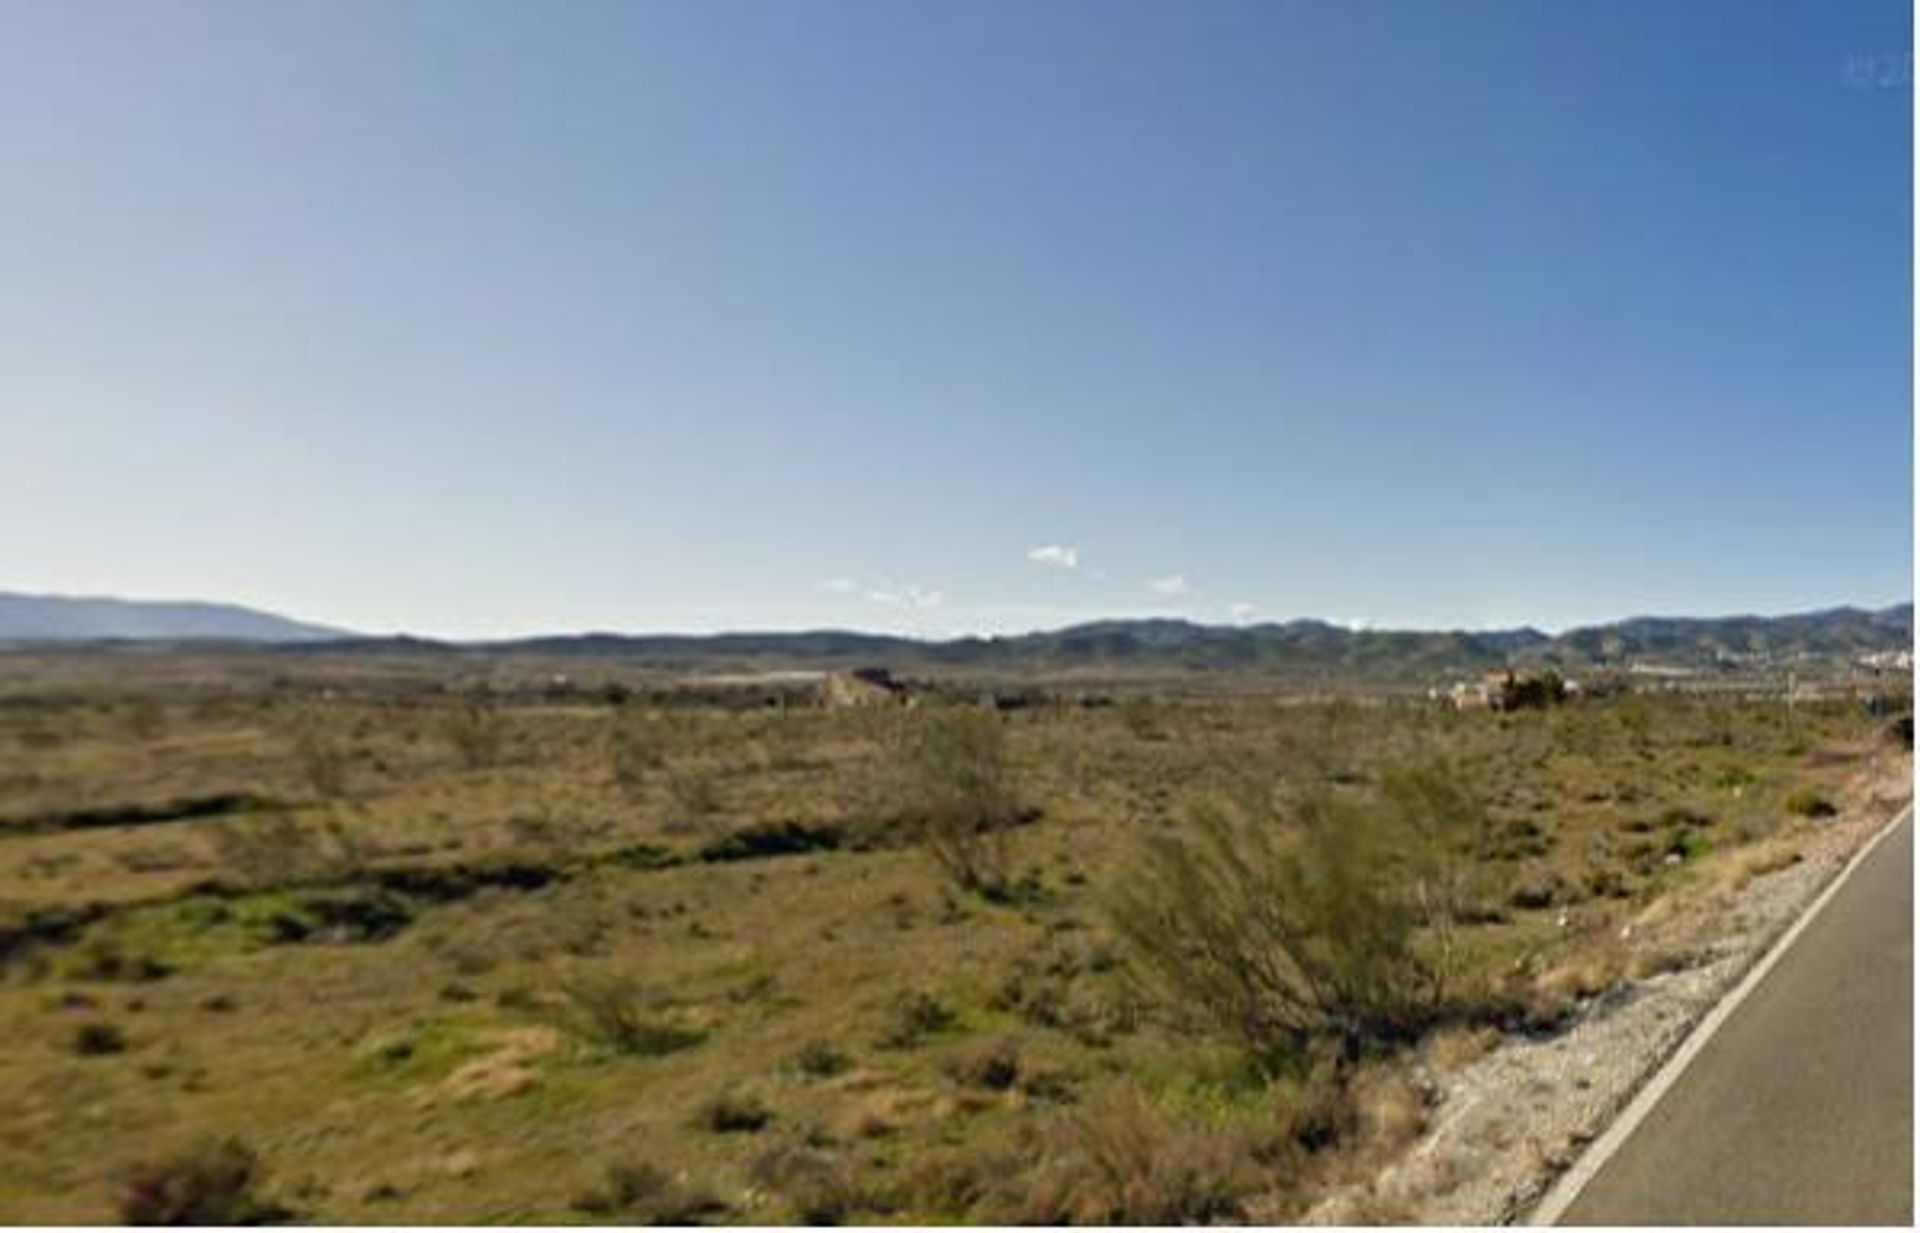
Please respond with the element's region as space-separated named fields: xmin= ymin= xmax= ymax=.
xmin=1526 ymin=802 xmax=1914 ymax=1226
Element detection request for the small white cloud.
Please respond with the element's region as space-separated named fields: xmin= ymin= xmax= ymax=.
xmin=817 ymin=577 xmax=857 ymax=594
xmin=867 ymin=584 xmax=943 ymax=609
xmin=1148 ymin=573 xmax=1190 ymax=597
xmin=1228 ymin=602 xmax=1257 ymax=622
xmin=1026 ymin=545 xmax=1080 ymax=571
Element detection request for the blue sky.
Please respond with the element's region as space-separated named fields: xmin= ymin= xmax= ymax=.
xmin=3 ymin=0 xmax=1910 ymax=638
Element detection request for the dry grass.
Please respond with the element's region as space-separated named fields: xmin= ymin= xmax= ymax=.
xmin=0 ymin=653 xmax=1901 ymax=1222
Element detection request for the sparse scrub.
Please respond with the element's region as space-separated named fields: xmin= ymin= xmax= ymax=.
xmin=1784 ymin=786 xmax=1837 ymax=818
xmin=572 ymin=1161 xmax=727 ymax=1225
xmin=72 ymin=1020 xmax=128 ymax=1055
xmin=115 ymin=1137 xmax=288 ymax=1225
xmin=696 ymin=1088 xmax=773 ymax=1133
xmin=442 ymin=702 xmax=507 ymax=770
xmin=288 ymin=721 xmax=355 ymax=801
xmin=558 ymin=974 xmax=704 ymax=1058
xmin=878 ymin=989 xmax=958 ymax=1049
xmin=1004 ymin=1087 xmax=1259 ymax=1224
xmin=662 ymin=768 xmax=723 ymax=831
xmin=789 ymin=1039 xmax=852 ymax=1079
xmin=897 ymin=707 xmax=1026 ymax=899
xmin=607 ymin=709 xmax=668 ymax=798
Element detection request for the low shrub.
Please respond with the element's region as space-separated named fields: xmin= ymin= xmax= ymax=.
xmin=571 ymin=1161 xmax=727 ymax=1225
xmin=72 ymin=1020 xmax=128 ymax=1056
xmin=877 ymin=990 xmax=957 ymax=1049
xmin=558 ymin=975 xmax=704 ymax=1058
xmin=1784 ymin=788 xmax=1837 ymax=819
xmin=696 ymin=1089 xmax=773 ymax=1134
xmin=115 ymin=1137 xmax=289 ymax=1225
xmin=789 ymin=1039 xmax=852 ymax=1079
xmin=1000 ymin=1088 xmax=1258 ymax=1224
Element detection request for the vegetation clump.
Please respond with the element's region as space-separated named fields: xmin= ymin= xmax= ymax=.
xmin=1784 ymin=787 xmax=1838 ymax=818
xmin=897 ymin=707 xmax=1028 ymax=899
xmin=115 ymin=1137 xmax=289 ymax=1226
xmin=559 ymin=974 xmax=705 ymax=1058
xmin=571 ymin=1161 xmax=728 ymax=1225
xmin=1110 ymin=760 xmax=1495 ymax=1069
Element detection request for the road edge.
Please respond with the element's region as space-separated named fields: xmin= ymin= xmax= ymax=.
xmin=1525 ymin=800 xmax=1914 ymax=1226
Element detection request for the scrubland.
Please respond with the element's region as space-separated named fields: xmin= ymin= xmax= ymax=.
xmin=0 ymin=661 xmax=1906 ymax=1223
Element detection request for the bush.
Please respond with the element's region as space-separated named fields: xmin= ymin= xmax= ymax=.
xmin=572 ymin=1161 xmax=727 ymax=1225
xmin=750 ymin=1140 xmax=871 ymax=1224
xmin=696 ymin=1089 xmax=773 ymax=1133
xmin=1110 ymin=762 xmax=1493 ymax=1068
xmin=1784 ymin=787 xmax=1837 ymax=819
xmin=116 ymin=1137 xmax=288 ymax=1225
xmin=947 ymin=1035 xmax=1021 ymax=1091
xmin=558 ymin=974 xmax=704 ymax=1057
xmin=897 ymin=708 xmax=1026 ymax=898
xmin=877 ymin=990 xmax=957 ymax=1049
xmin=73 ymin=1020 xmax=128 ymax=1056
xmin=789 ymin=1039 xmax=852 ymax=1079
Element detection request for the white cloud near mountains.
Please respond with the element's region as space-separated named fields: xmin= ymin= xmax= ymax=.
xmin=1148 ymin=573 xmax=1190 ymax=597
xmin=1228 ymin=602 xmax=1257 ymax=622
xmin=1026 ymin=544 xmax=1080 ymax=570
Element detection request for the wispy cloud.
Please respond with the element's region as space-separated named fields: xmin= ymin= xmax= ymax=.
xmin=1026 ymin=544 xmax=1080 ymax=571
xmin=867 ymin=584 xmax=943 ymax=609
xmin=1148 ymin=573 xmax=1190 ymax=597
xmin=817 ymin=577 xmax=858 ymax=594
xmin=1228 ymin=601 xmax=1257 ymax=622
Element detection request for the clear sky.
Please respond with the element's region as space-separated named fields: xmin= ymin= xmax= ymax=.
xmin=3 ymin=0 xmax=1911 ymax=639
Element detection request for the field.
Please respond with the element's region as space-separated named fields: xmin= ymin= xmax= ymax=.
xmin=0 ymin=653 xmax=1908 ymax=1223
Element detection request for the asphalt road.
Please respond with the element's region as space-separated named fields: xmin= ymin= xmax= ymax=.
xmin=1560 ymin=812 xmax=1913 ymax=1225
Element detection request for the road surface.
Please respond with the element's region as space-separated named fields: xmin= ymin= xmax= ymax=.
xmin=1559 ymin=811 xmax=1913 ymax=1225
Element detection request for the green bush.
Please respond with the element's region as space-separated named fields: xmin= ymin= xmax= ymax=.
xmin=1111 ymin=761 xmax=1493 ymax=1068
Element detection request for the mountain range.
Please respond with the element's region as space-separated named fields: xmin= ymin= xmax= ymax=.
xmin=0 ymin=592 xmax=346 ymax=644
xmin=1 ymin=590 xmax=1907 ymax=679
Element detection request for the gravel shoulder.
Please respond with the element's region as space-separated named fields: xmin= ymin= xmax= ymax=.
xmin=1304 ymin=753 xmax=1913 ymax=1226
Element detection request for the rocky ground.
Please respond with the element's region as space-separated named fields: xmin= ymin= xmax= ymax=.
xmin=1304 ymin=754 xmax=1912 ymax=1226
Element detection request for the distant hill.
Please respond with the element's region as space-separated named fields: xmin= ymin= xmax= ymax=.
xmin=6 ymin=590 xmax=1908 ymax=681
xmin=446 ymin=604 xmax=1909 ymax=681
xmin=1543 ymin=605 xmax=1914 ymax=665
xmin=0 ymin=592 xmax=348 ymax=644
